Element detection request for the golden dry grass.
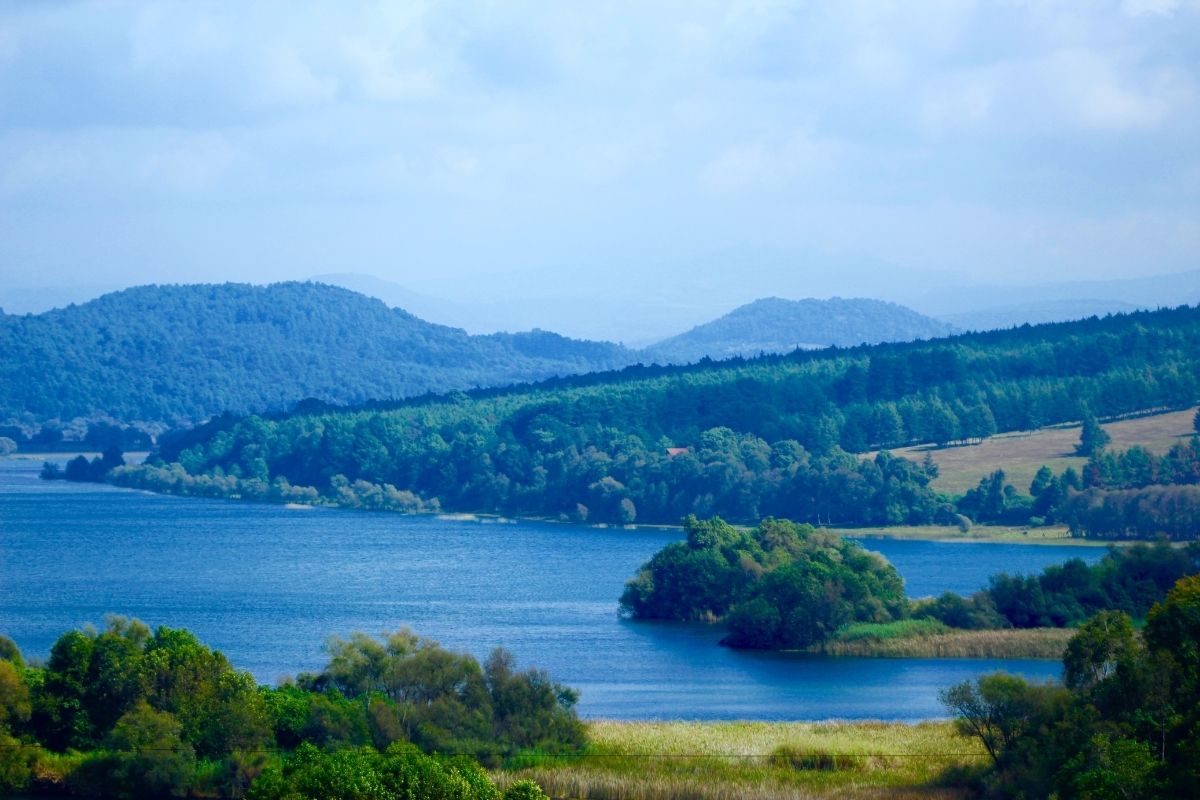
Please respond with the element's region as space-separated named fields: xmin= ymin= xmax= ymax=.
xmin=495 ymin=720 xmax=985 ymax=800
xmin=888 ymin=406 xmax=1198 ymax=496
xmin=815 ymin=627 xmax=1073 ymax=659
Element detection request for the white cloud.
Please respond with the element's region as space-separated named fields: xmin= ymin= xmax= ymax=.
xmin=699 ymin=131 xmax=843 ymax=193
xmin=0 ymin=1 xmax=1198 ymax=294
xmin=139 ymin=132 xmax=247 ymax=191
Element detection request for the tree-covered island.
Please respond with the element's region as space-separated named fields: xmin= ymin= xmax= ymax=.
xmin=620 ymin=516 xmax=1200 ymax=655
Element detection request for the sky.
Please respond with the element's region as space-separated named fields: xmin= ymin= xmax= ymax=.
xmin=0 ymin=1 xmax=1198 ymax=337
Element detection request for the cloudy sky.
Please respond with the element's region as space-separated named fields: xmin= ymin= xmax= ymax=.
xmin=1 ymin=1 xmax=1198 ymax=334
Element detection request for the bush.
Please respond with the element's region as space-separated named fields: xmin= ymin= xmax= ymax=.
xmin=503 ymin=778 xmax=551 ymax=800
xmin=246 ymin=742 xmax=501 ymax=800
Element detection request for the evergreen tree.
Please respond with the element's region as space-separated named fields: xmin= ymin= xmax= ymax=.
xmin=1077 ymin=411 xmax=1111 ymax=456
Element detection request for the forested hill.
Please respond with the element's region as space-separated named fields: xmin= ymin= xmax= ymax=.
xmin=643 ymin=297 xmax=956 ymax=363
xmin=123 ymin=305 xmax=1200 ymax=527
xmin=0 ymin=282 xmax=635 ymax=430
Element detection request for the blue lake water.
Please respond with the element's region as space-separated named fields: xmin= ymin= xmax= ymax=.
xmin=0 ymin=459 xmax=1105 ymax=720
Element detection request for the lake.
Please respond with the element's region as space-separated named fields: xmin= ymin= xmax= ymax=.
xmin=0 ymin=459 xmax=1104 ymax=720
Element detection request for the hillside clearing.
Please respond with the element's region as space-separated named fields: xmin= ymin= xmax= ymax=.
xmin=889 ymin=406 xmax=1198 ymax=495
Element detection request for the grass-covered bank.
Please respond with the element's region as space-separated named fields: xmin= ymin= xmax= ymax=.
xmin=838 ymin=523 xmax=1106 ymax=546
xmin=495 ymin=720 xmax=985 ymax=800
xmin=813 ymin=622 xmax=1073 ymax=659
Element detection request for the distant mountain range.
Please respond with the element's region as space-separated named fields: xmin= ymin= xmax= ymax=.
xmin=0 ymin=282 xmax=634 ymax=431
xmin=642 ymin=297 xmax=957 ymax=364
xmin=911 ymin=269 xmax=1200 ymax=329
xmin=0 ymin=278 xmax=1189 ymax=434
xmin=935 ymin=299 xmax=1145 ymax=332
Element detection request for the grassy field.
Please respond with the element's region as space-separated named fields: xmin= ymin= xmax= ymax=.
xmin=495 ymin=720 xmax=984 ymax=799
xmin=888 ymin=406 xmax=1198 ymax=496
xmin=836 ymin=523 xmax=1109 ymax=546
xmin=815 ymin=625 xmax=1072 ymax=659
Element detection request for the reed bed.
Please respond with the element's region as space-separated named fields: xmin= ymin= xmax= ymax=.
xmin=815 ymin=627 xmax=1073 ymax=659
xmin=494 ymin=720 xmax=986 ymax=800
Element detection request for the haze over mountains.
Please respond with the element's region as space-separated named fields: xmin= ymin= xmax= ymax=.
xmin=643 ymin=297 xmax=956 ymax=363
xmin=4 ymin=266 xmax=1198 ymax=345
xmin=0 ymin=282 xmax=635 ymax=431
xmin=1 ymin=279 xmax=1193 ymax=436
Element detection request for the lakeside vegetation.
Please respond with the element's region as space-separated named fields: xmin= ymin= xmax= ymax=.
xmin=504 ymin=574 xmax=1200 ymax=800
xmin=102 ymin=306 xmax=1200 ymax=536
xmin=499 ymin=719 xmax=984 ymax=800
xmin=0 ymin=621 xmax=579 ymax=799
xmin=939 ymin=576 xmax=1200 ymax=798
xmin=814 ymin=624 xmax=1074 ymax=659
xmin=622 ymin=517 xmax=1199 ymax=654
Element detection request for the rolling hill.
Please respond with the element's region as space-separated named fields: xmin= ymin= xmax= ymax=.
xmin=122 ymin=305 xmax=1200 ymax=526
xmin=0 ymin=282 xmax=637 ymax=432
xmin=643 ymin=297 xmax=957 ymax=363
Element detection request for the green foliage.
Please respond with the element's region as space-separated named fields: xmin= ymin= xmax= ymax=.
xmin=1076 ymin=411 xmax=1111 ymax=456
xmin=0 ymin=635 xmax=22 ymax=667
xmin=118 ymin=305 xmax=1200 ymax=527
xmin=1064 ymin=734 xmax=1163 ymax=800
xmin=1046 ymin=438 xmax=1200 ymax=539
xmin=502 ymin=778 xmax=551 ymax=800
xmin=0 ymin=660 xmax=31 ymax=733
xmin=9 ymin=621 xmax=584 ymax=798
xmin=943 ymin=575 xmax=1200 ymax=798
xmin=829 ymin=619 xmax=950 ymax=643
xmin=0 ymin=282 xmax=634 ymax=428
xmin=940 ymin=673 xmax=1068 ymax=767
xmin=299 ymin=629 xmax=585 ymax=766
xmin=622 ymin=517 xmax=908 ymax=650
xmin=982 ymin=541 xmax=1200 ymax=629
xmin=956 ymin=470 xmax=1033 ymax=525
xmin=1063 ymin=611 xmax=1138 ymax=693
xmin=245 ymin=742 xmax=501 ymax=800
xmin=913 ymin=592 xmax=1007 ymax=630
xmin=26 ymin=616 xmax=270 ymax=759
xmin=50 ymin=444 xmax=126 ymax=483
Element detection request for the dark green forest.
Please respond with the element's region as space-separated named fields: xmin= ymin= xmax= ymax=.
xmin=0 ymin=621 xmax=577 ymax=799
xmin=114 ymin=305 xmax=1200 ymax=531
xmin=0 ymin=282 xmax=634 ymax=435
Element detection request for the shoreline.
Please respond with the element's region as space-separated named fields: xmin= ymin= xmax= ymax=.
xmin=4 ymin=457 xmax=1129 ymax=546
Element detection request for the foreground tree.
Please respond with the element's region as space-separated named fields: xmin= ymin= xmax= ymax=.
xmin=943 ymin=574 xmax=1200 ymax=798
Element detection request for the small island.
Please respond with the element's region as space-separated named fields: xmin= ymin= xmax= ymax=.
xmin=620 ymin=516 xmax=1200 ymax=658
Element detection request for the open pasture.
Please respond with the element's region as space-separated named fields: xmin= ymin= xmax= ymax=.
xmin=890 ymin=406 xmax=1198 ymax=496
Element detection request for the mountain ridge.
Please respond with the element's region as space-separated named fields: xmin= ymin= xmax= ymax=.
xmin=643 ymin=296 xmax=957 ymax=363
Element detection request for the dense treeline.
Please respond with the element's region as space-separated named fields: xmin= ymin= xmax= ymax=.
xmin=0 ymin=620 xmax=577 ymax=798
xmin=1051 ymin=438 xmax=1200 ymax=539
xmin=113 ymin=305 xmax=1200 ymax=526
xmin=918 ymin=540 xmax=1200 ymax=630
xmin=942 ymin=575 xmax=1200 ymax=798
xmin=622 ymin=519 xmax=1200 ymax=651
xmin=0 ymin=282 xmax=634 ymax=432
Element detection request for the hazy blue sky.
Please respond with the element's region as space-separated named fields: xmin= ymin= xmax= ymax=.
xmin=1 ymin=1 xmax=1198 ymax=323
